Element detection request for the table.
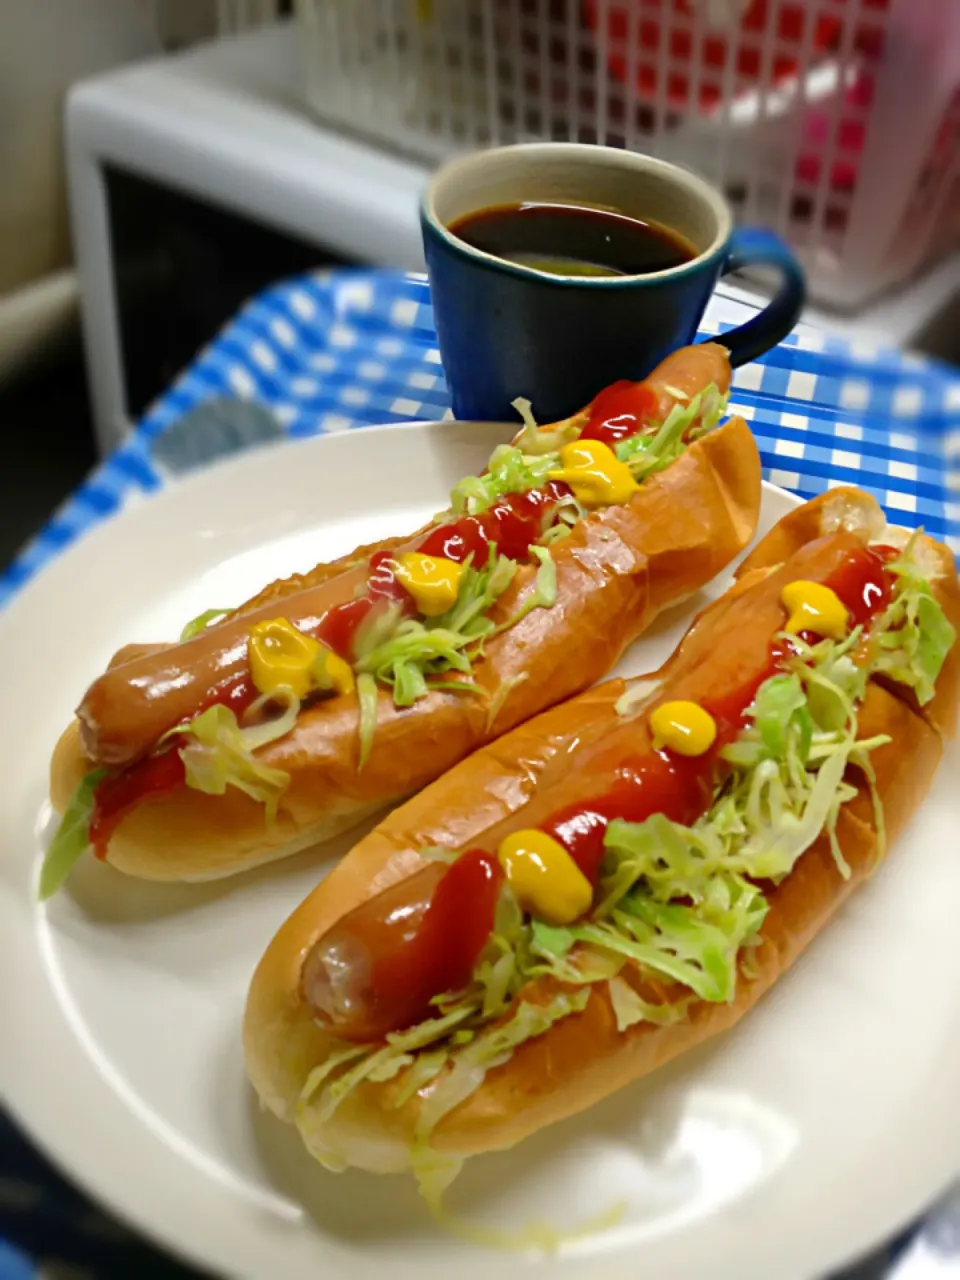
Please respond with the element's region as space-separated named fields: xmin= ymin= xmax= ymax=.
xmin=1 ymin=269 xmax=959 ymax=1279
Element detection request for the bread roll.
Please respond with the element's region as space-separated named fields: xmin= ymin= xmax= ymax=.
xmin=51 ymin=395 xmax=760 ymax=881
xmin=243 ymin=490 xmax=958 ymax=1175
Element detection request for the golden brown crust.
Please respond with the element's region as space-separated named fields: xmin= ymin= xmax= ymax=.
xmin=735 ymin=486 xmax=887 ymax=576
xmin=77 ymin=344 xmax=736 ymax=768
xmin=53 ymin=415 xmax=761 ymax=881
xmin=242 ymin=493 xmax=955 ymax=1173
xmin=228 ymin=531 xmax=433 ymax=619
xmin=246 ymin=683 xmax=943 ymax=1171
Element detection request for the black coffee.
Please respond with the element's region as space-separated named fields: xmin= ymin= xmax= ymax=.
xmin=449 ymin=201 xmax=698 ymax=278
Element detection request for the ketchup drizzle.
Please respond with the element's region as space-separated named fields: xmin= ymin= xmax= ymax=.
xmin=579 ymin=381 xmax=659 ymax=447
xmin=336 ymin=545 xmax=896 ymax=1029
xmin=86 ymin=377 xmax=759 ymax=870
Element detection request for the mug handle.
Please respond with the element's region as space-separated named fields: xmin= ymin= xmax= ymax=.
xmin=708 ymin=227 xmax=806 ymax=367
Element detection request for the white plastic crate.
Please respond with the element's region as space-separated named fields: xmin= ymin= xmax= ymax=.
xmin=296 ymin=0 xmax=960 ymax=308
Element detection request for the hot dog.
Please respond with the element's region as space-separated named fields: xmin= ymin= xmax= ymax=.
xmin=242 ymin=488 xmax=958 ymax=1195
xmin=43 ymin=344 xmax=760 ymax=892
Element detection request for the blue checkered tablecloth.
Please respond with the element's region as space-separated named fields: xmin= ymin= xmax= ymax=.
xmin=1 ymin=268 xmax=959 ymax=1279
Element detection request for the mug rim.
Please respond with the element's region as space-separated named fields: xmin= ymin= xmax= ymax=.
xmin=421 ymin=142 xmax=733 ymax=288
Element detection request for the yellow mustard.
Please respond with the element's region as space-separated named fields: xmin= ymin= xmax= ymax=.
xmin=548 ymin=439 xmax=639 ymax=508
xmin=248 ymin=618 xmax=354 ymax=700
xmin=780 ymin=580 xmax=848 ymax=640
xmin=394 ymin=552 xmax=463 ymax=616
xmin=311 ymin=645 xmax=356 ymax=697
xmin=497 ymin=829 xmax=592 ymax=926
xmin=649 ymin=700 xmax=717 ymax=757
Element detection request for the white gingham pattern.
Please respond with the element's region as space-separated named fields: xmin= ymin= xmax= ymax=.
xmin=1 ymin=270 xmax=959 ymax=1280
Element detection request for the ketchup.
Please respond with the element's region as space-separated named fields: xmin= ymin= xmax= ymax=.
xmin=80 ymin=385 xmax=705 ymax=866
xmin=306 ymin=849 xmax=503 ymax=1041
xmin=314 ymin=597 xmax=377 ymax=660
xmin=579 ymin=381 xmax=659 ymax=447
xmin=826 ymin=544 xmax=893 ymax=628
xmin=419 ymin=481 xmax=571 ymax=566
xmin=89 ymin=750 xmax=186 ymax=858
xmin=541 ymin=752 xmax=707 ymax=883
xmin=544 ymin=546 xmax=895 ymax=884
xmin=88 ymin=671 xmax=260 ymax=855
xmin=192 ymin=671 xmax=259 ymax=721
xmin=419 ymin=516 xmax=491 ymax=566
xmin=367 ymin=549 xmax=413 ymax=606
xmin=312 ymin=545 xmax=900 ymax=1035
xmin=315 ymin=550 xmax=416 ymax=661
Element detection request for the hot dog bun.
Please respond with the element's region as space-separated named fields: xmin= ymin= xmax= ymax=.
xmin=51 ymin=378 xmax=761 ymax=882
xmin=77 ymin=343 xmax=736 ymax=770
xmin=242 ymin=490 xmax=958 ymax=1174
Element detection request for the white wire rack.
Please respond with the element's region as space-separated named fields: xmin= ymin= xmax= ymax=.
xmin=295 ymin=0 xmax=960 ymax=308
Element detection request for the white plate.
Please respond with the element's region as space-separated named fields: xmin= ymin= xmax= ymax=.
xmin=1 ymin=421 xmax=958 ymax=1280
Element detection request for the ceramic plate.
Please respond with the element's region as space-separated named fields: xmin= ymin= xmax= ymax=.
xmin=1 ymin=422 xmax=958 ymax=1280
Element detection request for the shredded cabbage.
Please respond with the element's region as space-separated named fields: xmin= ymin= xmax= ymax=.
xmin=572 ymin=877 xmax=767 ymax=1003
xmin=660 ymin=382 xmax=689 ymax=401
xmin=607 ymin=975 xmax=685 ymax=1030
xmin=172 ymin=702 xmax=292 ymax=816
xmin=413 ymin=990 xmax=590 ymax=1145
xmin=487 ymin=546 xmax=557 ymax=640
xmin=485 ymin=671 xmax=530 ymax=732
xmin=872 ymin=539 xmax=956 ymax=704
xmin=615 ymin=383 xmax=727 ymax=480
xmin=355 ymin=672 xmax=379 ymax=769
xmin=291 ymin=514 xmax=956 ymax=1202
xmin=530 ymin=919 xmax=575 ymax=959
xmin=295 ymin=987 xmax=590 ymax=1200
xmin=450 ymin=445 xmax=558 ymax=516
xmin=357 ymin=623 xmax=475 ymax=690
xmin=614 ymin=678 xmax=662 ymax=718
xmin=432 ymin=552 xmax=518 ymax=638
xmin=179 ymin=608 xmax=231 ymax=641
xmin=237 ymin=686 xmax=300 ymax=749
xmin=38 ymin=769 xmax=109 ymax=900
xmin=510 ymin=397 xmax=582 ymax=456
xmin=39 ymin=686 xmax=300 ymax=897
xmin=350 ymin=547 xmax=547 ymax=759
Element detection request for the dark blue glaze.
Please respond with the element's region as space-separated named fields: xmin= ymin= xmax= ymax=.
xmin=422 ymin=214 xmax=805 ymax=424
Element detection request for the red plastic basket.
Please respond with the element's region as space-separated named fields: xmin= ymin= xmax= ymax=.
xmin=582 ymin=0 xmax=888 ymax=115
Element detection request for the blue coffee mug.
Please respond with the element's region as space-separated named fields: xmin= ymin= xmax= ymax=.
xmin=421 ymin=143 xmax=805 ymax=424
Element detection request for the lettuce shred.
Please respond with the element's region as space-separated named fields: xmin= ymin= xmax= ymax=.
xmin=296 ymin=985 xmax=590 ymax=1199
xmin=355 ymin=672 xmax=379 ymax=769
xmin=291 ymin=545 xmax=957 ymax=1191
xmin=351 ymin=545 xmax=558 ymax=759
xmin=615 ymin=382 xmax=727 ymax=480
xmin=179 ymin=608 xmax=231 ymax=641
xmin=607 ymin=975 xmax=686 ymax=1031
xmin=38 ymin=769 xmax=109 ymax=901
xmin=171 ymin=700 xmax=296 ymax=816
xmin=38 ymin=692 xmax=299 ymax=898
xmin=510 ymin=398 xmax=582 ymax=456
xmin=450 ymin=445 xmax=558 ymax=516
xmin=871 ymin=536 xmax=956 ymax=704
xmin=351 ymin=553 xmax=518 ymax=724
